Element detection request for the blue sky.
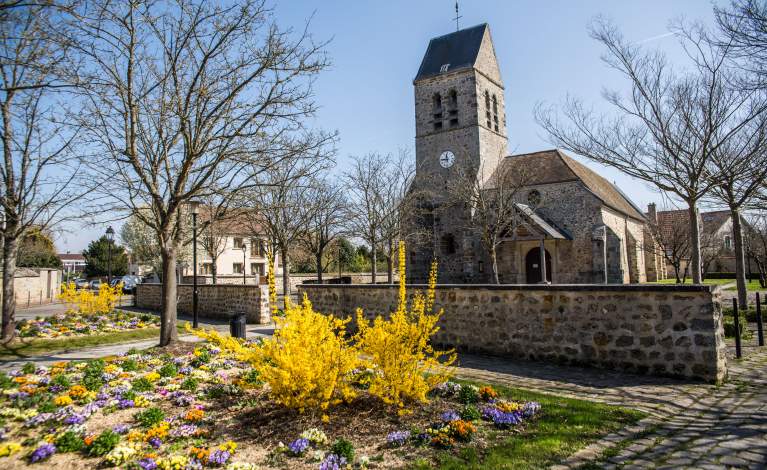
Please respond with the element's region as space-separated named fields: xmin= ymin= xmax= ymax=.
xmin=57 ymin=0 xmax=720 ymax=252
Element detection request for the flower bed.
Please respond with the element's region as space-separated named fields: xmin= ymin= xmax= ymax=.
xmin=16 ymin=311 xmax=160 ymax=339
xmin=0 ymin=343 xmax=543 ymax=469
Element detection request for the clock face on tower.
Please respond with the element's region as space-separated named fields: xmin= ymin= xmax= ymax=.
xmin=439 ymin=150 xmax=456 ymax=168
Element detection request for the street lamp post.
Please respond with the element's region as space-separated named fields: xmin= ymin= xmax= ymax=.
xmin=241 ymin=245 xmax=247 ymax=285
xmin=105 ymin=226 xmax=114 ymax=285
xmin=189 ymin=200 xmax=200 ymax=328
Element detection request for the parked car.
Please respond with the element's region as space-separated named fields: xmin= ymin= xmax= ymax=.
xmin=74 ymin=278 xmax=89 ymax=290
xmin=114 ymin=275 xmax=141 ymax=293
xmin=89 ymin=279 xmax=102 ymax=290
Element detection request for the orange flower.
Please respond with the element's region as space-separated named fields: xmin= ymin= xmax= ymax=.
xmin=68 ymin=385 xmax=88 ymax=399
xmin=84 ymin=434 xmax=96 ymax=446
xmin=479 ymin=386 xmax=498 ymax=401
xmin=449 ymin=419 xmax=476 ymax=441
xmin=188 ymin=446 xmax=210 ymax=461
xmin=184 ymin=409 xmax=204 ymax=422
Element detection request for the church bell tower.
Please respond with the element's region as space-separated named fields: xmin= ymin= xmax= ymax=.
xmin=408 ymin=23 xmax=508 ymax=283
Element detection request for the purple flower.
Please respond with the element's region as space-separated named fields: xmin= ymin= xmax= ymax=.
xmin=82 ymin=402 xmax=102 ymax=416
xmin=207 ymin=449 xmax=231 ymax=466
xmin=433 ymin=381 xmax=461 ymax=396
xmin=112 ymin=424 xmax=131 ymax=434
xmin=288 ymin=437 xmax=309 ymax=456
xmin=117 ymin=399 xmax=135 ymax=409
xmin=386 ymin=430 xmax=410 ymax=447
xmin=10 ymin=391 xmax=30 ymax=400
xmin=319 ymin=453 xmax=347 ymax=470
xmin=63 ymin=413 xmax=86 ymax=425
xmin=148 ymin=437 xmax=162 ymax=449
xmin=491 ymin=410 xmax=521 ymax=428
xmin=169 ymin=424 xmax=198 ymax=438
xmin=137 ymin=458 xmax=157 ymax=470
xmin=178 ymin=366 xmax=192 ymax=375
xmin=441 ymin=410 xmax=460 ymax=422
xmin=29 ymin=443 xmax=56 ymax=463
xmin=24 ymin=413 xmax=54 ymax=427
xmin=522 ymin=401 xmax=540 ymax=418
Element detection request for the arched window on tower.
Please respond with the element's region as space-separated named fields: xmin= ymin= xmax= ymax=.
xmin=432 ymin=93 xmax=443 ymax=130
xmin=492 ymin=94 xmax=499 ymax=132
xmin=448 ymin=89 xmax=458 ymax=127
xmin=485 ymin=91 xmax=492 ymax=128
xmin=440 ymin=233 xmax=456 ymax=255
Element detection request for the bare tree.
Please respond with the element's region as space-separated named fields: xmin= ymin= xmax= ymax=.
xmin=0 ymin=4 xmax=88 ymax=341
xmin=343 ymin=153 xmax=394 ymax=284
xmin=647 ymin=215 xmax=692 ymax=283
xmin=246 ymin=156 xmax=328 ymax=307
xmin=299 ymin=178 xmax=346 ymax=283
xmin=715 ymin=0 xmax=767 ymax=89
xmin=745 ymin=211 xmax=767 ymax=287
xmin=446 ymin=157 xmax=535 ymax=284
xmin=72 ymin=0 xmax=330 ymax=346
xmin=706 ymin=124 xmax=767 ymax=307
xmin=536 ymin=19 xmax=767 ymax=284
xmin=377 ymin=150 xmax=417 ymax=283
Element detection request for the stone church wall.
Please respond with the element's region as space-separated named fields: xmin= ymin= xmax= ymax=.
xmin=298 ymin=283 xmax=727 ymax=383
xmin=601 ymin=208 xmax=648 ymax=284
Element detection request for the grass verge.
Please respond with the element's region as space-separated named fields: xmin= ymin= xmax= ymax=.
xmin=410 ymin=380 xmax=646 ymax=470
xmin=0 ymin=327 xmax=184 ymax=359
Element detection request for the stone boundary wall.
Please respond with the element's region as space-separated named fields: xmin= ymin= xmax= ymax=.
xmin=297 ymin=284 xmax=727 ymax=382
xmin=136 ymin=284 xmax=270 ymax=324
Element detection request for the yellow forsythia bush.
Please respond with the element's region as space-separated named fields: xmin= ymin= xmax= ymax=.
xmin=192 ymin=296 xmax=359 ymax=415
xmin=355 ymin=241 xmax=455 ymax=408
xmin=59 ymin=282 xmax=123 ymax=315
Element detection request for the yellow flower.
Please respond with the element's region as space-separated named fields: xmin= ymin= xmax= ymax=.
xmin=126 ymin=430 xmax=144 ymax=442
xmin=218 ymin=441 xmax=237 ymax=453
xmin=144 ymin=372 xmax=161 ymax=382
xmin=68 ymin=385 xmax=88 ymax=399
xmin=134 ymin=395 xmax=150 ymax=407
xmin=144 ymin=422 xmax=169 ymax=441
xmin=184 ymin=409 xmax=204 ymax=422
xmin=0 ymin=442 xmax=22 ymax=457
xmin=54 ymin=395 xmax=73 ymax=406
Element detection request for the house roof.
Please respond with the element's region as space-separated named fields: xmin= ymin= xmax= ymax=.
xmin=59 ymin=253 xmax=85 ymax=262
xmin=651 ymin=208 xmax=732 ymax=238
xmin=415 ymin=24 xmax=488 ymax=82
xmin=701 ymin=210 xmax=731 ymax=234
xmin=494 ymin=149 xmax=646 ymax=221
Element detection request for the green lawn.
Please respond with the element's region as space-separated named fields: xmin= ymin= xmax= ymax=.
xmin=410 ymin=380 xmax=646 ymax=470
xmin=650 ymin=278 xmax=764 ymax=291
xmin=0 ymin=326 xmax=183 ymax=360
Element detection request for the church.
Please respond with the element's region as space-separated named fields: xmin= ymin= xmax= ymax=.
xmin=406 ymin=24 xmax=665 ymax=285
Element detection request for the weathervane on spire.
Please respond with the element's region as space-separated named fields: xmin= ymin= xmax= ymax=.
xmin=453 ymin=1 xmax=462 ymax=31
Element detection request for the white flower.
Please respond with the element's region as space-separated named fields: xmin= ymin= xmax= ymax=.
xmin=225 ymin=463 xmax=259 ymax=470
xmin=300 ymin=427 xmax=329 ymax=446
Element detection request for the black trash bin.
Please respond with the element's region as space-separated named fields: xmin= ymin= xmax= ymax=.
xmin=230 ymin=313 xmax=247 ymax=339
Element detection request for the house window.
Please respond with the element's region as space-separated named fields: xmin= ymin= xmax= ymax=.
xmin=478 ymin=261 xmax=484 ymax=273
xmin=250 ymin=239 xmax=261 ymax=257
xmin=449 ymin=118 xmax=458 ymax=127
xmin=440 ymin=233 xmax=456 ymax=255
xmin=233 ymin=237 xmax=244 ymax=249
xmin=434 ymin=121 xmax=443 ymax=131
xmin=201 ymin=263 xmax=213 ymax=275
xmin=232 ymin=263 xmax=243 ymax=274
xmin=251 ymin=263 xmax=264 ymax=276
xmin=724 ymin=236 xmax=732 ymax=250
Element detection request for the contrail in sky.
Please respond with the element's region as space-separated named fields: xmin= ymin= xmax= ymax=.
xmin=634 ymin=31 xmax=676 ymax=45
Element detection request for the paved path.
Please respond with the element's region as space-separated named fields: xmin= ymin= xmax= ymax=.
xmin=455 ymin=343 xmax=767 ymax=469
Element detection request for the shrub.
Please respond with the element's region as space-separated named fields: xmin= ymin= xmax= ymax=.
xmin=354 ymin=242 xmax=455 ymax=408
xmin=158 ymin=363 xmax=178 ymax=378
xmin=191 ymin=296 xmax=359 ymax=415
xmin=58 ymin=281 xmax=123 ymax=315
xmin=135 ymin=407 xmax=165 ymax=428
xmin=87 ymin=430 xmax=120 ymax=456
xmin=54 ymin=431 xmax=84 ymax=453
xmin=22 ymin=363 xmax=36 ymax=375
xmin=131 ymin=377 xmax=153 ymax=392
xmin=0 ymin=373 xmax=12 ymax=390
xmin=180 ymin=377 xmax=199 ymax=392
xmin=460 ymin=404 xmax=481 ymax=421
xmin=330 ymin=438 xmax=355 ymax=462
xmin=37 ymin=400 xmax=56 ymax=414
xmin=82 ymin=359 xmax=106 ymax=391
xmin=121 ymin=359 xmax=139 ymax=372
xmin=458 ymin=385 xmax=480 ymax=404
xmin=50 ymin=374 xmax=71 ymax=389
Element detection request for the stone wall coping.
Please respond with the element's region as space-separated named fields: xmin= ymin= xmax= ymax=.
xmin=140 ymin=283 xmax=263 ymax=288
xmin=297 ymin=283 xmax=718 ymax=293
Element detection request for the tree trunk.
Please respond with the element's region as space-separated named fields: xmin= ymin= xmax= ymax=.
xmin=281 ymin=245 xmax=290 ymax=309
xmin=316 ymin=249 xmax=323 ymax=284
xmin=159 ymin=244 xmax=179 ymax=347
xmin=1 ymin=235 xmax=18 ymax=342
xmin=211 ymin=259 xmax=217 ymax=285
xmin=731 ymin=208 xmax=748 ymax=310
xmin=371 ymin=237 xmax=377 ymax=284
xmin=688 ymin=203 xmax=702 ymax=284
xmin=490 ymin=244 xmax=500 ymax=284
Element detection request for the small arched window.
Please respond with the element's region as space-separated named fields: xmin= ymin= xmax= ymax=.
xmin=485 ymin=91 xmax=492 ymax=127
xmin=492 ymin=94 xmax=499 ymax=131
xmin=527 ymin=189 xmax=542 ymax=206
xmin=433 ymin=93 xmax=442 ymax=110
xmin=449 ymin=89 xmax=458 ymax=108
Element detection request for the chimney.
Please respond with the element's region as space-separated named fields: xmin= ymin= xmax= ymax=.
xmin=647 ymin=203 xmax=657 ymax=223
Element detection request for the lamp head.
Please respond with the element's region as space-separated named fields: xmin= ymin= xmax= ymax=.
xmin=106 ymin=226 xmax=115 ymax=241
